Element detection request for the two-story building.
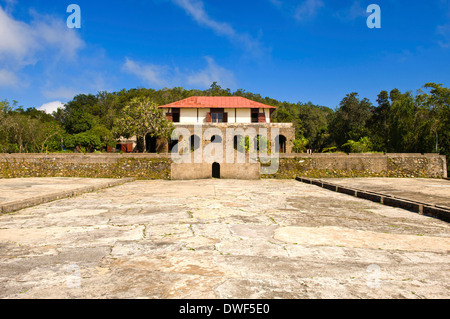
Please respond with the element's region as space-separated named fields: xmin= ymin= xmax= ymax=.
xmin=116 ymin=96 xmax=295 ymax=179
xmin=144 ymin=96 xmax=295 ymax=154
xmin=162 ymin=96 xmax=274 ymax=124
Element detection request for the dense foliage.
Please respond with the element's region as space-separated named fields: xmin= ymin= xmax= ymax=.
xmin=1 ymin=82 xmax=449 ymax=169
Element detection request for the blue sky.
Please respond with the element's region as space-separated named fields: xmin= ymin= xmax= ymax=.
xmin=0 ymin=0 xmax=449 ymax=113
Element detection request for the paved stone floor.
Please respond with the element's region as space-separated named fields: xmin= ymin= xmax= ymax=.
xmin=0 ymin=177 xmax=123 ymax=206
xmin=0 ymin=179 xmax=449 ymax=299
xmin=320 ymin=178 xmax=450 ymax=208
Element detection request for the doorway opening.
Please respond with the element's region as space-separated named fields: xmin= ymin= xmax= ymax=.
xmin=146 ymin=135 xmax=158 ymax=153
xmin=212 ymin=162 xmax=221 ymax=179
xmin=275 ymin=135 xmax=287 ymax=153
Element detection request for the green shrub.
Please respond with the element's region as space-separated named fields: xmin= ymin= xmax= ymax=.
xmin=342 ymin=137 xmax=373 ymax=153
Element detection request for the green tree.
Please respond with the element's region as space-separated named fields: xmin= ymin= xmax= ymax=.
xmin=342 ymin=137 xmax=373 ymax=153
xmin=417 ymin=83 xmax=450 ymax=153
xmin=114 ymin=96 xmax=174 ymax=152
xmin=65 ymin=131 xmax=102 ymax=152
xmin=63 ymin=109 xmax=95 ymax=134
xmin=89 ymin=125 xmax=116 ymax=149
xmin=297 ymin=103 xmax=332 ymax=151
xmin=292 ymin=137 xmax=309 ymax=153
xmin=59 ymin=94 xmax=98 ymax=134
xmin=388 ymin=91 xmax=418 ymax=153
xmin=329 ymin=93 xmax=373 ymax=149
xmin=206 ymin=82 xmax=232 ymax=96
xmin=369 ymin=90 xmax=391 ymax=152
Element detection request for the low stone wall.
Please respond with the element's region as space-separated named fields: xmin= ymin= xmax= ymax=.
xmin=171 ymin=162 xmax=261 ymax=180
xmin=263 ymin=153 xmax=447 ymax=179
xmin=0 ymin=154 xmax=172 ymax=180
xmin=0 ymin=153 xmax=446 ymax=180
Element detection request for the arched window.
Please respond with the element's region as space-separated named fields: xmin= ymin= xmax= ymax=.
xmin=211 ymin=135 xmax=222 ymax=143
xmin=254 ymin=135 xmax=264 ymax=152
xmin=234 ymin=135 xmax=245 ymax=152
xmin=190 ymin=135 xmax=201 ymax=151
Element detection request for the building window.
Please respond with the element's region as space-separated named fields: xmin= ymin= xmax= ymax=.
xmin=251 ymin=109 xmax=259 ymax=123
xmin=211 ymin=112 xmax=224 ymax=123
xmin=207 ymin=108 xmax=228 ymax=123
xmin=172 ymin=108 xmax=180 ymax=123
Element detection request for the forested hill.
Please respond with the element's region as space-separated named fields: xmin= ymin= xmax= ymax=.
xmin=0 ymin=82 xmax=449 ymax=169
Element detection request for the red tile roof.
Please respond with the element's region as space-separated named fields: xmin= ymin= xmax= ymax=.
xmin=159 ymin=96 xmax=277 ymax=109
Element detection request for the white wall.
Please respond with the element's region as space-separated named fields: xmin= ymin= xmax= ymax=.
xmin=225 ymin=108 xmax=235 ymax=123
xmin=264 ymin=108 xmax=271 ymax=123
xmin=161 ymin=107 xmax=271 ymax=123
xmin=180 ymin=108 xmax=197 ymax=124
xmin=236 ymin=109 xmax=251 ymax=123
xmin=198 ymin=109 xmax=208 ymax=123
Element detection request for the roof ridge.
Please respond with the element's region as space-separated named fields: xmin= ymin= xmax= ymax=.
xmin=159 ymin=96 xmax=276 ymax=109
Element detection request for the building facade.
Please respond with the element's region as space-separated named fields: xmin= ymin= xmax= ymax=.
xmin=150 ymin=96 xmax=295 ymax=155
xmin=115 ymin=96 xmax=295 ymax=179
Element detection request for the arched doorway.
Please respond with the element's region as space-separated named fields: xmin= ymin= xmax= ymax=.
xmin=275 ymin=135 xmax=287 ymax=153
xmin=212 ymin=162 xmax=221 ymax=178
xmin=169 ymin=138 xmax=179 ymax=153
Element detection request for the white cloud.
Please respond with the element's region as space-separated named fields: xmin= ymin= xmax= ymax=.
xmin=122 ymin=56 xmax=236 ymax=89
xmin=0 ymin=0 xmax=17 ymax=13
xmin=0 ymin=6 xmax=84 ymax=69
xmin=437 ymin=23 xmax=450 ymax=48
xmin=122 ymin=58 xmax=170 ymax=87
xmin=38 ymin=101 xmax=64 ymax=114
xmin=268 ymin=0 xmax=283 ymax=7
xmin=30 ymin=11 xmax=85 ymax=60
xmin=42 ymin=86 xmax=78 ymax=100
xmin=187 ymin=56 xmax=236 ymax=89
xmin=171 ymin=0 xmax=268 ymax=59
xmin=294 ymin=0 xmax=324 ymax=21
xmin=172 ymin=0 xmax=235 ymax=37
xmin=0 ymin=68 xmax=19 ymax=87
xmin=0 ymin=7 xmax=32 ymax=64
xmin=334 ymin=1 xmax=367 ymax=22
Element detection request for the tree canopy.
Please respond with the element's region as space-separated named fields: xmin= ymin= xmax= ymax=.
xmin=0 ymin=82 xmax=448 ymax=170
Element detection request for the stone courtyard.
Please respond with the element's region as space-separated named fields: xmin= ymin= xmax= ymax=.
xmin=0 ymin=178 xmax=449 ymax=299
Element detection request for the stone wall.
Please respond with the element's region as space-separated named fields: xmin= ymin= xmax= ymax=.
xmin=171 ymin=162 xmax=261 ymax=180
xmin=0 ymin=152 xmax=446 ymax=180
xmin=263 ymin=153 xmax=447 ymax=179
xmin=170 ymin=123 xmax=296 ymax=154
xmin=0 ymin=154 xmax=172 ymax=180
